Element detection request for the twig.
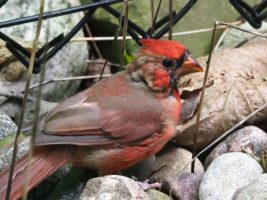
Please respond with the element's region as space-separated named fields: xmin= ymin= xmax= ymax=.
xmin=23 ymin=2 xmax=49 ymax=198
xmin=0 ymin=92 xmax=36 ymax=101
xmin=86 ymin=60 xmax=120 ymax=67
xmin=217 ymin=21 xmax=267 ymax=39
xmin=191 ymin=22 xmax=218 ymax=173
xmin=188 ymin=102 xmax=267 ymax=168
xmin=150 ymin=0 xmax=154 ymax=27
xmin=149 ymin=0 xmax=162 ymax=37
xmin=29 ymin=74 xmax=112 ymax=90
xmin=168 ymin=0 xmax=173 ymax=40
xmin=84 ymin=23 xmax=103 ymax=58
xmin=5 ymin=1 xmax=45 ymax=199
xmin=120 ymin=0 xmax=129 ymax=69
xmin=99 ymin=0 xmax=126 ymax=80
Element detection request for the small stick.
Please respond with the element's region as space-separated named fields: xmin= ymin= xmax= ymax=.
xmin=5 ymin=1 xmax=45 ymax=199
xmin=29 ymin=74 xmax=112 ymax=90
xmin=217 ymin=21 xmax=267 ymax=39
xmin=120 ymin=0 xmax=129 ymax=69
xmin=150 ymin=0 xmax=155 ymax=27
xmin=187 ymin=102 xmax=267 ymax=169
xmin=84 ymin=23 xmax=103 ymax=58
xmin=149 ymin=0 xmax=162 ymax=37
xmin=168 ymin=0 xmax=173 ymax=40
xmin=99 ymin=0 xmax=126 ymax=80
xmin=86 ymin=60 xmax=120 ymax=67
xmin=191 ymin=22 xmax=218 ymax=173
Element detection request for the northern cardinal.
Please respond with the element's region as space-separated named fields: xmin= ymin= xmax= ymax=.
xmin=0 ymin=39 xmax=202 ymax=199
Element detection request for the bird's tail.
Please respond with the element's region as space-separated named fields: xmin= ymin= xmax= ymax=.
xmin=0 ymin=146 xmax=71 ymax=200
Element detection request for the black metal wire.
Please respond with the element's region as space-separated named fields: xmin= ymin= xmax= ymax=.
xmin=0 ymin=31 xmax=31 ymax=57
xmin=255 ymin=0 xmax=267 ymax=12
xmin=0 ymin=0 xmax=122 ymax=28
xmin=35 ymin=10 xmax=96 ymax=71
xmin=0 ymin=0 xmax=200 ymax=74
xmin=0 ymin=0 xmax=7 ymax=8
xmin=6 ymin=42 xmax=31 ymax=68
xmin=229 ymin=0 xmax=267 ymax=28
xmin=146 ymin=12 xmax=175 ymax=35
xmin=102 ymin=5 xmax=149 ymax=39
xmin=36 ymin=33 xmax=64 ymax=58
xmin=153 ymin=0 xmax=198 ymax=39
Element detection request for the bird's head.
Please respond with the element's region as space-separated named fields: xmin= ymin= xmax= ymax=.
xmin=128 ymin=39 xmax=203 ymax=93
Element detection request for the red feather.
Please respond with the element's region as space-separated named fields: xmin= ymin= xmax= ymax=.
xmin=152 ymin=68 xmax=170 ymax=88
xmin=140 ymin=39 xmax=186 ymax=59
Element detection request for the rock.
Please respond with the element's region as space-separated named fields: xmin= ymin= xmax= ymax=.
xmin=151 ymin=146 xmax=204 ymax=182
xmin=162 ymin=172 xmax=201 ymax=200
xmin=0 ymin=98 xmax=21 ymax=119
xmin=205 ymin=126 xmax=267 ymax=167
xmin=199 ymin=152 xmax=263 ymax=200
xmin=219 ymin=21 xmax=267 ymax=49
xmin=233 ymin=174 xmax=267 ymax=200
xmin=0 ymin=0 xmax=88 ymax=102
xmin=23 ymin=100 xmax=58 ymax=126
xmin=0 ymin=137 xmax=30 ymax=171
xmin=122 ymin=156 xmax=156 ymax=181
xmin=0 ymin=112 xmax=17 ymax=140
xmin=0 ymin=112 xmax=30 ymax=170
xmin=146 ymin=189 xmax=171 ymax=200
xmin=80 ymin=175 xmax=149 ymax=200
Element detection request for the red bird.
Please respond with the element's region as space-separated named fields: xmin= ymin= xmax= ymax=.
xmin=0 ymin=39 xmax=202 ymax=199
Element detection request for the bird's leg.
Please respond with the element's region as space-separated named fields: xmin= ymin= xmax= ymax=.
xmin=136 ymin=179 xmax=162 ymax=191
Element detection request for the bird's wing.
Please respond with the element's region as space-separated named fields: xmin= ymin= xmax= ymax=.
xmin=35 ymin=76 xmax=163 ymax=146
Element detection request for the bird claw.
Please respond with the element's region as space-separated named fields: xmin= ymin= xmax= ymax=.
xmin=136 ymin=179 xmax=161 ymax=191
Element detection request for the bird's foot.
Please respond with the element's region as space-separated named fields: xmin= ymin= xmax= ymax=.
xmin=136 ymin=179 xmax=161 ymax=191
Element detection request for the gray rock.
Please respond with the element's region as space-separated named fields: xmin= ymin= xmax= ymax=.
xmin=162 ymin=172 xmax=201 ymax=200
xmin=219 ymin=21 xmax=267 ymax=49
xmin=151 ymin=146 xmax=204 ymax=182
xmin=0 ymin=98 xmax=21 ymax=119
xmin=80 ymin=175 xmax=149 ymax=200
xmin=0 ymin=112 xmax=17 ymax=140
xmin=199 ymin=152 xmax=263 ymax=200
xmin=205 ymin=126 xmax=267 ymax=167
xmin=0 ymin=0 xmax=88 ymax=102
xmin=23 ymin=100 xmax=58 ymax=126
xmin=0 ymin=137 xmax=30 ymax=170
xmin=146 ymin=189 xmax=171 ymax=200
xmin=0 ymin=112 xmax=30 ymax=170
xmin=122 ymin=156 xmax=156 ymax=181
xmin=233 ymin=174 xmax=267 ymax=200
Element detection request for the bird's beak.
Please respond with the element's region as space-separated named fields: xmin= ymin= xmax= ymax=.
xmin=176 ymin=54 xmax=203 ymax=77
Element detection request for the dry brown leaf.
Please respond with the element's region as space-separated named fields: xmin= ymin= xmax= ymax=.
xmin=175 ymin=40 xmax=267 ymax=150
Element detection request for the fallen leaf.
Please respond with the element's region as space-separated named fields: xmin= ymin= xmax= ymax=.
xmin=175 ymin=40 xmax=267 ymax=150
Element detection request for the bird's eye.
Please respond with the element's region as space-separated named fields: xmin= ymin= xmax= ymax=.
xmin=162 ymin=59 xmax=174 ymax=69
xmin=176 ymin=51 xmax=188 ymax=68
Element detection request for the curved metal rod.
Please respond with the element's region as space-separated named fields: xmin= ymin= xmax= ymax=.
xmin=152 ymin=0 xmax=198 ymax=39
xmin=0 ymin=0 xmax=122 ymax=28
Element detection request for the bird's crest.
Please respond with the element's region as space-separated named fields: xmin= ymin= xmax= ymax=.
xmin=140 ymin=39 xmax=186 ymax=59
